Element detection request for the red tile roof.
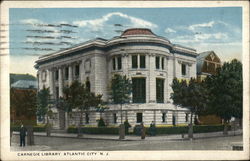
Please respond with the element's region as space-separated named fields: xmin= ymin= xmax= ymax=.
xmin=121 ymin=28 xmax=155 ymax=36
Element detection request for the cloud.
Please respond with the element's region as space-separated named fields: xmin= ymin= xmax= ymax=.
xmin=194 ymin=33 xmax=228 ymax=41
xmin=20 ymin=18 xmax=43 ymax=25
xmin=171 ymin=32 xmax=229 ymax=46
xmin=188 ymin=21 xmax=215 ymax=31
xmin=73 ymin=12 xmax=157 ymax=31
xmin=165 ymin=28 xmax=176 ymax=33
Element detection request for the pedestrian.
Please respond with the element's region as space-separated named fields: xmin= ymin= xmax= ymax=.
xmin=150 ymin=121 xmax=156 ymax=136
xmin=124 ymin=119 xmax=131 ymax=135
xmin=19 ymin=124 xmax=26 ymax=147
xmin=141 ymin=122 xmax=146 ymax=139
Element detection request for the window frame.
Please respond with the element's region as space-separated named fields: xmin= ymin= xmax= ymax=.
xmin=162 ymin=112 xmax=166 ymax=123
xmin=65 ymin=67 xmax=69 ymax=80
xmin=42 ymin=71 xmax=47 ymax=82
xmin=161 ymin=57 xmax=165 ymax=69
xmin=113 ymin=113 xmax=117 ymax=124
xmin=156 ymin=78 xmax=164 ymax=103
xmin=136 ymin=113 xmax=143 ymax=123
xmin=85 ymin=113 xmax=89 ymax=124
xmin=132 ymin=55 xmax=138 ymax=69
xmin=75 ymin=64 xmax=80 ymax=77
xmin=112 ymin=57 xmax=116 ymax=70
xmin=185 ymin=113 xmax=189 ymax=122
xmin=155 ymin=56 xmax=160 ymax=69
xmin=132 ymin=77 xmax=146 ymax=103
xmin=181 ymin=63 xmax=187 ymax=76
xmin=140 ymin=55 xmax=146 ymax=68
xmin=55 ymin=70 xmax=59 ymax=81
xmin=117 ymin=56 xmax=122 ymax=70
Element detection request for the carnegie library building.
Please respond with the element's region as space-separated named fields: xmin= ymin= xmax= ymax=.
xmin=35 ymin=28 xmax=200 ymax=129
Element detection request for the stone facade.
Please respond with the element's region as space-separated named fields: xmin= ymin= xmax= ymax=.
xmin=35 ymin=28 xmax=198 ymax=129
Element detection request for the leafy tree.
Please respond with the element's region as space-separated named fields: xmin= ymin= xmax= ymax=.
xmin=109 ymin=74 xmax=132 ymax=124
xmin=37 ymin=87 xmax=51 ymax=123
xmin=97 ymin=118 xmax=106 ymax=127
xmin=37 ymin=87 xmax=52 ymax=136
xmin=63 ymin=81 xmax=103 ymax=137
xmin=204 ymin=59 xmax=242 ymax=133
xmin=10 ymin=88 xmax=37 ymax=125
xmin=171 ymin=78 xmax=208 ymax=139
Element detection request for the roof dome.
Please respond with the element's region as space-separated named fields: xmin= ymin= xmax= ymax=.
xmin=121 ymin=28 xmax=155 ymax=36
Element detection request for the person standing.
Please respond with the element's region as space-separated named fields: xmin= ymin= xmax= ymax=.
xmin=19 ymin=124 xmax=26 ymax=147
xmin=150 ymin=121 xmax=156 ymax=136
xmin=141 ymin=122 xmax=146 ymax=139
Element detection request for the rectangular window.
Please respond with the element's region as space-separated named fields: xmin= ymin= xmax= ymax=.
xmin=132 ymin=78 xmax=146 ymax=103
xmin=112 ymin=58 xmax=116 ymax=70
xmin=161 ymin=57 xmax=165 ymax=69
xmin=113 ymin=113 xmax=117 ymax=124
xmin=75 ymin=65 xmax=80 ymax=77
xmin=156 ymin=78 xmax=164 ymax=103
xmin=117 ymin=56 xmax=122 ymax=70
xmin=85 ymin=113 xmax=89 ymax=124
xmin=56 ymin=87 xmax=59 ymax=99
xmin=55 ymin=70 xmax=59 ymax=81
xmin=65 ymin=67 xmax=69 ymax=80
xmin=185 ymin=113 xmax=189 ymax=122
xmin=132 ymin=55 xmax=138 ymax=68
xmin=172 ymin=115 xmax=176 ymax=126
xmin=162 ymin=113 xmax=166 ymax=122
xmin=208 ymin=62 xmax=216 ymax=72
xmin=42 ymin=71 xmax=47 ymax=81
xmin=155 ymin=56 xmax=160 ymax=69
xmin=140 ymin=55 xmax=146 ymax=68
xmin=136 ymin=113 xmax=143 ymax=123
xmin=181 ymin=64 xmax=186 ymax=76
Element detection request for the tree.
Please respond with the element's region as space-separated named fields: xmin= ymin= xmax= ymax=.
xmin=63 ymin=81 xmax=103 ymax=137
xmin=171 ymin=78 xmax=208 ymax=139
xmin=204 ymin=59 xmax=242 ymax=133
xmin=10 ymin=88 xmax=37 ymax=145
xmin=109 ymin=74 xmax=132 ymax=139
xmin=109 ymin=74 xmax=132 ymax=123
xmin=37 ymin=87 xmax=53 ymax=136
xmin=10 ymin=88 xmax=37 ymax=125
xmin=37 ymin=87 xmax=51 ymax=123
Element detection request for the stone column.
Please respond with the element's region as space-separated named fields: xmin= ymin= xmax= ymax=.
xmin=159 ymin=56 xmax=162 ymax=70
xmin=38 ymin=70 xmax=43 ymax=90
xmin=49 ymin=69 xmax=54 ymax=96
xmin=68 ymin=65 xmax=73 ymax=85
xmin=149 ymin=54 xmax=156 ymax=103
xmin=58 ymin=67 xmax=65 ymax=130
xmin=137 ymin=54 xmax=140 ymax=68
xmin=80 ymin=60 xmax=84 ymax=82
xmin=122 ymin=53 xmax=129 ymax=75
xmin=58 ymin=67 xmax=63 ymax=97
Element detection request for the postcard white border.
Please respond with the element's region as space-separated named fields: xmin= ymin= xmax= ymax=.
xmin=1 ymin=1 xmax=249 ymax=160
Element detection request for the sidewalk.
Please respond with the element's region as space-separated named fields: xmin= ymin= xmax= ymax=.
xmin=12 ymin=129 xmax=242 ymax=141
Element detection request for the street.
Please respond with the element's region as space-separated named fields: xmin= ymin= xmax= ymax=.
xmin=11 ymin=134 xmax=242 ymax=151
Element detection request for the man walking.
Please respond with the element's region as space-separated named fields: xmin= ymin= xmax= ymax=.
xmin=19 ymin=124 xmax=26 ymax=147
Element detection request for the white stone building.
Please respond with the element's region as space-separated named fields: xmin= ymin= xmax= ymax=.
xmin=35 ymin=28 xmax=198 ymax=129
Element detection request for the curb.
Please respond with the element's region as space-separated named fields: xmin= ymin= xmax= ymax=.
xmin=12 ymin=131 xmax=242 ymax=142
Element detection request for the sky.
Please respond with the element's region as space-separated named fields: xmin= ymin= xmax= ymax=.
xmin=8 ymin=7 xmax=242 ymax=76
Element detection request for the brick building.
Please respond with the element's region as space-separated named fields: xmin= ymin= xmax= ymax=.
xmin=35 ymin=28 xmax=198 ymax=129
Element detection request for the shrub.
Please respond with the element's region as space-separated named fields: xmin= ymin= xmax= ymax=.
xmin=67 ymin=126 xmax=119 ymax=134
xmin=97 ymin=118 xmax=106 ymax=127
xmin=11 ymin=125 xmax=46 ymax=132
xmin=134 ymin=124 xmax=229 ymax=135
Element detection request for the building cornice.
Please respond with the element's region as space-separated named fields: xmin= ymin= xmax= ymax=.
xmin=35 ymin=35 xmax=198 ymax=68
